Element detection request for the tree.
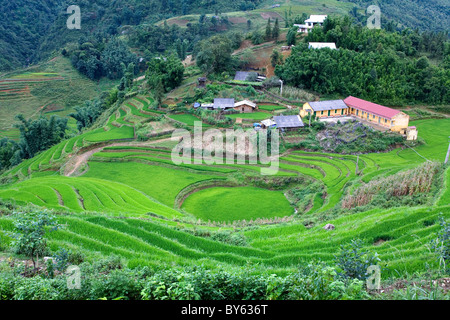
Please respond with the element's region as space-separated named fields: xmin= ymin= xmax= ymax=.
xmin=14 ymin=114 xmax=68 ymax=159
xmin=9 ymin=211 xmax=61 ymax=271
xmin=101 ymin=39 xmax=137 ymax=79
xmin=272 ymin=18 xmax=280 ymax=42
xmin=265 ymin=18 xmax=272 ymax=41
xmin=239 ymin=49 xmax=255 ymax=68
xmin=69 ymin=99 xmax=106 ymax=132
xmin=0 ymin=138 xmax=20 ymax=171
xmin=286 ymin=27 xmax=297 ymax=46
xmin=155 ymin=78 xmax=165 ymax=107
xmin=195 ymin=35 xmax=233 ymax=74
xmin=146 ymin=55 xmax=185 ymax=92
xmin=247 ymin=19 xmax=252 ymax=30
xmin=270 ymin=49 xmax=283 ymax=67
xmin=251 ymin=30 xmax=264 ymax=45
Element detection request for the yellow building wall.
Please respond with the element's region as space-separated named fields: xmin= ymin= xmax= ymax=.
xmin=301 ymin=103 xmax=348 ymax=118
xmin=390 ymin=112 xmax=409 ymax=132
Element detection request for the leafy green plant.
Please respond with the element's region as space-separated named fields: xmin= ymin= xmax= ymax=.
xmin=8 ymin=210 xmax=61 ymax=270
xmin=430 ymin=214 xmax=450 ymax=273
xmin=335 ymin=239 xmax=380 ymax=281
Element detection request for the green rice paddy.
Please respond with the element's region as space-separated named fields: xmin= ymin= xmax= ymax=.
xmin=0 ymin=103 xmax=449 ymax=277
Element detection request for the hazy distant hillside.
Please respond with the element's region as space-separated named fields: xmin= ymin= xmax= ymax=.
xmin=344 ymin=0 xmax=450 ymax=33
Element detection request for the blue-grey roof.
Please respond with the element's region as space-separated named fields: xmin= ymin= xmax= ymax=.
xmin=273 ymin=115 xmax=304 ymax=128
xmin=308 ymin=100 xmax=348 ymax=111
xmin=214 ymin=98 xmax=235 ymax=109
xmin=234 ymin=71 xmax=251 ymax=81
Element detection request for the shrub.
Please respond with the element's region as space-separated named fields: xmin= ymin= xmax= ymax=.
xmin=335 ymin=239 xmax=380 ymax=281
xmin=8 ymin=210 xmax=61 ymax=270
xmin=89 ymin=269 xmax=144 ymax=300
xmin=430 ymin=214 xmax=450 ymax=273
xmin=210 ymin=230 xmax=248 ymax=246
xmin=53 ymin=248 xmax=70 ymax=272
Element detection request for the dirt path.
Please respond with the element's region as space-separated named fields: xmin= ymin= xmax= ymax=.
xmin=63 ymin=137 xmax=178 ymax=177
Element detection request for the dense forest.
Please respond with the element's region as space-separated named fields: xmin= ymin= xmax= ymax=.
xmin=343 ymin=0 xmax=450 ymax=33
xmin=0 ymin=0 xmax=263 ymax=72
xmin=275 ymin=16 xmax=450 ymax=105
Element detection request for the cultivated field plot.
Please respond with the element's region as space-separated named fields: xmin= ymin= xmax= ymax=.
xmin=0 ymin=57 xmax=108 ymax=139
xmin=258 ymin=104 xmax=287 ymax=111
xmin=182 ymin=186 xmax=294 ymax=222
xmin=168 ymin=113 xmax=211 ymax=127
xmin=0 ymin=115 xmax=449 ymax=277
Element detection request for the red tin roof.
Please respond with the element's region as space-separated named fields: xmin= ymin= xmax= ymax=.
xmin=344 ymin=96 xmax=401 ymax=120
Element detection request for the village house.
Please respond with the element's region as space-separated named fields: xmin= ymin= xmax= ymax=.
xmin=308 ymin=42 xmax=337 ymax=50
xmin=214 ymin=98 xmax=235 ymax=110
xmin=195 ymin=99 xmax=258 ymax=114
xmin=343 ymin=96 xmax=410 ymax=133
xmin=294 ymin=15 xmax=327 ymax=33
xmin=301 ymin=100 xmax=348 ymax=118
xmin=273 ymin=115 xmax=304 ymax=131
xmin=234 ymin=100 xmax=257 ymax=113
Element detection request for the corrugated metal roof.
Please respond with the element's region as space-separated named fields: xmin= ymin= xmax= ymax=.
xmin=214 ymin=98 xmax=235 ymax=109
xmin=308 ymin=100 xmax=348 ymax=111
xmin=273 ymin=115 xmax=304 ymax=128
xmin=344 ymin=96 xmax=401 ymax=120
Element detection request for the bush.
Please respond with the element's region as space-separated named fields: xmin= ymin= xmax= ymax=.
xmin=89 ymin=269 xmax=144 ymax=300
xmin=210 ymin=230 xmax=248 ymax=246
xmin=335 ymin=239 xmax=380 ymax=281
xmin=430 ymin=214 xmax=450 ymax=273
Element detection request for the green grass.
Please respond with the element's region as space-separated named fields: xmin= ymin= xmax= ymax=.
xmin=226 ymin=112 xmax=271 ymax=120
xmin=84 ymin=125 xmax=134 ymax=142
xmin=182 ymin=186 xmax=294 ymax=222
xmin=83 ymin=161 xmax=225 ymax=207
xmin=397 ymin=118 xmax=450 ymax=162
xmin=0 ymin=176 xmax=182 ymax=218
xmin=258 ymin=105 xmax=287 ymax=111
xmin=438 ymin=167 xmax=450 ymax=206
xmin=168 ymin=113 xmax=210 ymax=127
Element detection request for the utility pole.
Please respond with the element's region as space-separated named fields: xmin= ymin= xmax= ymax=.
xmin=279 ymin=79 xmax=283 ymax=96
xmin=356 ymin=155 xmax=359 ymax=175
xmin=445 ymin=136 xmax=450 ymax=164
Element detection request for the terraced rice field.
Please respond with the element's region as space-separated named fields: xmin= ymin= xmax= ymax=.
xmin=168 ymin=113 xmax=210 ymax=127
xmin=258 ymin=105 xmax=287 ymax=111
xmin=182 ymin=186 xmax=294 ymax=222
xmin=0 ymin=57 xmax=107 ymax=139
xmin=0 ymin=113 xmax=449 ymax=277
